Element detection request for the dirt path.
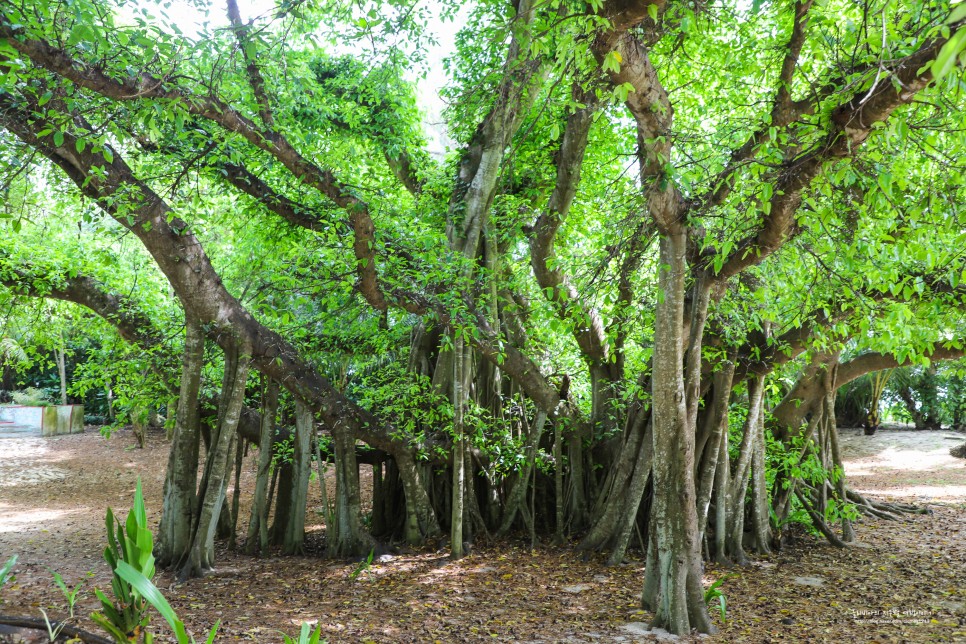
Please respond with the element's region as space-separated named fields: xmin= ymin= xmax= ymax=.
xmin=0 ymin=427 xmax=964 ymax=643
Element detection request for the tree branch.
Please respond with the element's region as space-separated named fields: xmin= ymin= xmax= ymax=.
xmin=530 ymin=89 xmax=614 ymax=370
xmin=0 ymin=26 xmax=391 ymax=311
xmin=226 ymin=0 xmax=275 ymax=128
xmin=836 ymin=345 xmax=966 ymax=388
xmin=713 ymin=24 xmax=960 ymax=281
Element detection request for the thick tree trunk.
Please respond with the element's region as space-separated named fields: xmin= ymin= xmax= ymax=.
xmin=179 ymin=341 xmax=251 ymax=579
xmin=282 ymin=399 xmax=313 ymax=555
xmin=245 ymin=379 xmax=279 ymax=555
xmin=328 ymin=428 xmax=376 ymax=558
xmin=156 ymin=316 xmax=204 ymax=568
xmin=645 ymin=233 xmax=713 ymax=635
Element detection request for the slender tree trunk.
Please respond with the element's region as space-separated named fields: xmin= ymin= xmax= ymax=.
xmin=497 ymin=411 xmax=548 ymax=536
xmin=581 ymin=402 xmax=648 ymax=551
xmin=271 ymin=462 xmax=294 ymax=544
xmin=105 ymin=380 xmax=115 ymax=422
xmin=451 ymin=334 xmax=466 ymax=559
xmin=553 ymin=421 xmax=564 ymax=545
xmin=750 ymin=406 xmax=772 ymax=553
xmin=566 ymin=430 xmax=590 ymax=531
xmin=696 ymin=364 xmax=736 ymax=542
xmin=228 ymin=436 xmax=244 ymax=550
xmin=313 ymin=428 xmax=334 ymax=533
xmin=156 ymin=316 xmax=204 ymax=568
xmin=724 ymin=375 xmax=765 ymax=565
xmin=396 ymin=449 xmax=439 ymax=544
xmin=56 ymin=342 xmax=67 ymax=405
xmin=713 ymin=429 xmax=730 ymax=564
xmin=606 ymin=419 xmax=653 ymax=565
xmin=827 ymin=392 xmax=855 ymax=542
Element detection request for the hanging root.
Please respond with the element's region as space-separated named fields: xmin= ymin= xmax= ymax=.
xmin=796 ymin=488 xmax=847 ymax=547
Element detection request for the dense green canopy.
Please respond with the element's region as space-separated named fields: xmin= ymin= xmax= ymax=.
xmin=0 ymin=0 xmax=965 ymax=634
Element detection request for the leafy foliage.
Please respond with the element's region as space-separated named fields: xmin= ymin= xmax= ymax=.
xmin=90 ymin=478 xmax=156 ymax=642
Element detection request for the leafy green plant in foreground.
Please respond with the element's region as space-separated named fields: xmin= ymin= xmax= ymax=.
xmin=0 ymin=554 xmax=16 ymax=592
xmin=281 ymin=622 xmax=324 ymax=644
xmin=89 ymin=478 xmax=220 ymax=643
xmin=40 ymin=569 xmax=87 ymax=641
xmin=91 ymin=478 xmax=318 ymax=643
xmin=704 ymin=577 xmax=729 ymax=623
xmin=113 ymin=562 xmax=218 ymax=644
xmin=90 ymin=478 xmax=155 ymax=641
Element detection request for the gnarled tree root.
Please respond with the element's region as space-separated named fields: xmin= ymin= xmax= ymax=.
xmin=846 ymin=488 xmax=931 ymax=520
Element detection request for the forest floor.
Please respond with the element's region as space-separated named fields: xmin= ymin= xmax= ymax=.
xmin=0 ymin=426 xmax=964 ymax=643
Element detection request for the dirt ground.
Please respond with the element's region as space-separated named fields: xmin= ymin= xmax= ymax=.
xmin=0 ymin=426 xmax=964 ymax=643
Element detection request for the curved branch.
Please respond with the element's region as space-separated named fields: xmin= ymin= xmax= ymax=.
xmin=0 ymin=91 xmax=399 ymax=453
xmin=0 ymin=24 xmax=390 ymax=311
xmin=714 ymin=24 xmax=960 ymax=281
xmin=835 ymin=344 xmax=966 ymax=388
xmin=226 ymin=0 xmax=275 ymax=128
xmin=705 ymin=0 xmax=815 ymax=208
xmin=530 ymin=91 xmax=614 ymax=369
xmin=0 ymin=255 xmax=174 ymax=368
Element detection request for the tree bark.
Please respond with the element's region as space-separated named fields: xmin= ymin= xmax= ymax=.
xmin=696 ymin=363 xmax=736 ymax=542
xmin=180 ymin=340 xmax=251 ymax=579
xmin=156 ymin=316 xmax=204 ymax=568
xmin=451 ymin=334 xmax=467 ymax=559
xmin=245 ymin=379 xmax=279 ymax=555
xmin=56 ymin=343 xmax=67 ymax=405
xmin=282 ymin=399 xmax=313 ymax=555
xmin=647 ymin=233 xmax=713 ymax=634
xmin=328 ymin=427 xmax=376 ymax=558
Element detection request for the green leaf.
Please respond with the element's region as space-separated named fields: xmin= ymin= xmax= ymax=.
xmin=204 ymin=622 xmax=221 ymax=644
xmin=947 ymin=3 xmax=966 ymax=24
xmin=932 ymin=28 xmax=966 ymax=80
xmin=53 ymin=131 xmax=64 ymax=147
xmin=115 ymin=561 xmax=191 ymax=643
xmin=602 ymin=50 xmax=622 ymax=74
